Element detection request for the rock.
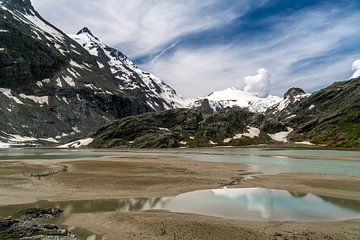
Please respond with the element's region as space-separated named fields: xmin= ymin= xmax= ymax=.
xmin=0 ymin=208 xmax=78 ymax=240
xmin=283 ymin=87 xmax=306 ymax=101
xmin=91 ymin=107 xmax=278 ymax=148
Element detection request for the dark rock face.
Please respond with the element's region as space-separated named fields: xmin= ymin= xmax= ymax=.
xmin=193 ymin=99 xmax=216 ymax=114
xmin=91 ymin=108 xmax=285 ymax=148
xmin=0 ymin=208 xmax=77 ymax=240
xmin=283 ymin=87 xmax=306 ymax=100
xmin=91 ymin=109 xmax=202 ymax=148
xmin=281 ymin=78 xmax=360 ymax=147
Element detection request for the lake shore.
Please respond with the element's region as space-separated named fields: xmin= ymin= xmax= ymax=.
xmin=0 ymin=155 xmax=359 ymax=239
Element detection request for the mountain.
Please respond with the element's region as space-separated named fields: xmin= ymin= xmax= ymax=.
xmin=0 ymin=0 xmax=184 ymax=146
xmin=69 ymin=28 xmax=188 ymax=110
xmin=267 ymin=87 xmax=310 ymax=116
xmin=280 ymin=77 xmax=360 ymax=147
xmin=90 ymin=108 xmax=287 ymax=148
xmin=1 ymin=0 xmax=358 ymax=149
xmin=200 ymin=87 xmax=282 ymax=113
xmin=89 ymin=77 xmax=360 ymax=149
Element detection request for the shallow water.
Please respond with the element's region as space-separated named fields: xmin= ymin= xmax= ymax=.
xmin=0 ymin=148 xmax=359 ymax=176
xmin=1 ymin=188 xmax=359 ymax=222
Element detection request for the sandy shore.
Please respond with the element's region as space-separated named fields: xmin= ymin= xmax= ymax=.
xmin=0 ymin=156 xmax=359 ymax=239
xmin=0 ymin=156 xmax=248 ymax=205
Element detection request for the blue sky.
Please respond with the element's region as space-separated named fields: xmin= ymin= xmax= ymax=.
xmin=33 ymin=0 xmax=360 ymax=97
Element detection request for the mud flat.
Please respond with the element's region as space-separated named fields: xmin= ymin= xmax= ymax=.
xmin=0 ymin=155 xmax=359 ymax=240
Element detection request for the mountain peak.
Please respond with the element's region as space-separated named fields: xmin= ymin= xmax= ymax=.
xmin=284 ymin=87 xmax=306 ymax=100
xmin=77 ymin=27 xmax=97 ymax=38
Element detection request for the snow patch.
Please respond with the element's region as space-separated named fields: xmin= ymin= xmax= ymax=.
xmin=0 ymin=88 xmax=24 ymax=104
xmin=268 ymin=127 xmax=293 ymax=143
xmin=63 ymin=76 xmax=75 ymax=87
xmin=57 ymin=138 xmax=94 ymax=148
xmin=6 ymin=134 xmax=37 ymax=142
xmin=97 ymin=61 xmax=105 ymax=68
xmin=55 ymin=78 xmax=63 ymax=87
xmin=19 ymin=94 xmax=49 ymax=105
xmin=0 ymin=141 xmax=10 ymax=148
xmin=158 ymin=127 xmax=170 ymax=132
xmin=286 ymin=115 xmax=296 ymax=119
xmin=295 ymin=141 xmax=314 ymax=145
xmin=233 ymin=127 xmax=261 ymax=139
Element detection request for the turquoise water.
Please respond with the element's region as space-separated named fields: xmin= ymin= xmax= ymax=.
xmin=0 ymin=148 xmax=359 ymax=176
xmin=1 ymin=188 xmax=359 ymax=222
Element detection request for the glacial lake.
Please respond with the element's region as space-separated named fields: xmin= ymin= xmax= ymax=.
xmin=0 ymin=147 xmax=360 ymax=176
xmin=1 ymin=188 xmax=359 ymax=222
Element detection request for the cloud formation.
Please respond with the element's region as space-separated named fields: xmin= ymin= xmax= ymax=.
xmin=31 ymin=0 xmax=360 ymax=97
xmin=144 ymin=6 xmax=360 ymax=97
xmin=352 ymin=59 xmax=360 ymax=78
xmin=32 ymin=0 xmax=252 ymax=58
xmin=244 ymin=69 xmax=270 ymax=98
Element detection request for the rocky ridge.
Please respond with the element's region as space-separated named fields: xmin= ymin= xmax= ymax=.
xmin=90 ymin=108 xmax=288 ymax=148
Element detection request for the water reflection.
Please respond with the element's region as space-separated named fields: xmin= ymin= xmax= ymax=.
xmin=1 ymin=188 xmax=359 ymax=222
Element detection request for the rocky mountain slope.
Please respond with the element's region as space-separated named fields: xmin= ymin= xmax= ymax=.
xmin=0 ymin=0 xmax=185 ymax=146
xmin=90 ymin=77 xmax=360 ymax=148
xmin=279 ymin=77 xmax=360 ymax=147
xmin=1 ymin=0 xmax=358 ymax=149
xmin=90 ymin=108 xmax=288 ymax=148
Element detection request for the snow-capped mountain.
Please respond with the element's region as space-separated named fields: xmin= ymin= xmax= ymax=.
xmin=0 ymin=0 xmax=186 ymax=147
xmin=193 ymin=87 xmax=282 ymax=113
xmin=69 ymin=28 xmax=188 ymax=110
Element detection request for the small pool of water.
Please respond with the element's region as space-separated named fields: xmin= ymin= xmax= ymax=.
xmin=1 ymin=188 xmax=359 ymax=222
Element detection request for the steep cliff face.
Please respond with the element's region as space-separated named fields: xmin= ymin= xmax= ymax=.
xmin=0 ymin=0 xmax=184 ymax=146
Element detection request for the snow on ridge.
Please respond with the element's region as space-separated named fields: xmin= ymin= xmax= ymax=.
xmin=19 ymin=94 xmax=49 ymax=105
xmin=0 ymin=88 xmax=24 ymax=104
xmin=21 ymin=11 xmax=65 ymax=43
xmin=274 ymin=93 xmax=310 ymax=113
xmin=70 ymin=29 xmax=189 ymax=109
xmin=203 ymin=87 xmax=282 ymax=113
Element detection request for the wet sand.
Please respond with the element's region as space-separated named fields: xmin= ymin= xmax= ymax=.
xmin=0 ymin=156 xmax=248 ymax=205
xmin=0 ymin=156 xmax=359 ymax=239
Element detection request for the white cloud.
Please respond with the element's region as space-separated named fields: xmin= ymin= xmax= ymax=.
xmin=352 ymin=59 xmax=360 ymax=78
xmin=143 ymin=8 xmax=360 ymax=97
xmin=32 ymin=0 xmax=257 ymax=58
xmin=244 ymin=68 xmax=270 ymax=98
xmin=31 ymin=0 xmax=360 ymax=97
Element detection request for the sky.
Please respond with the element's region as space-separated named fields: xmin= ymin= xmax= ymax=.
xmin=32 ymin=0 xmax=360 ymax=97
